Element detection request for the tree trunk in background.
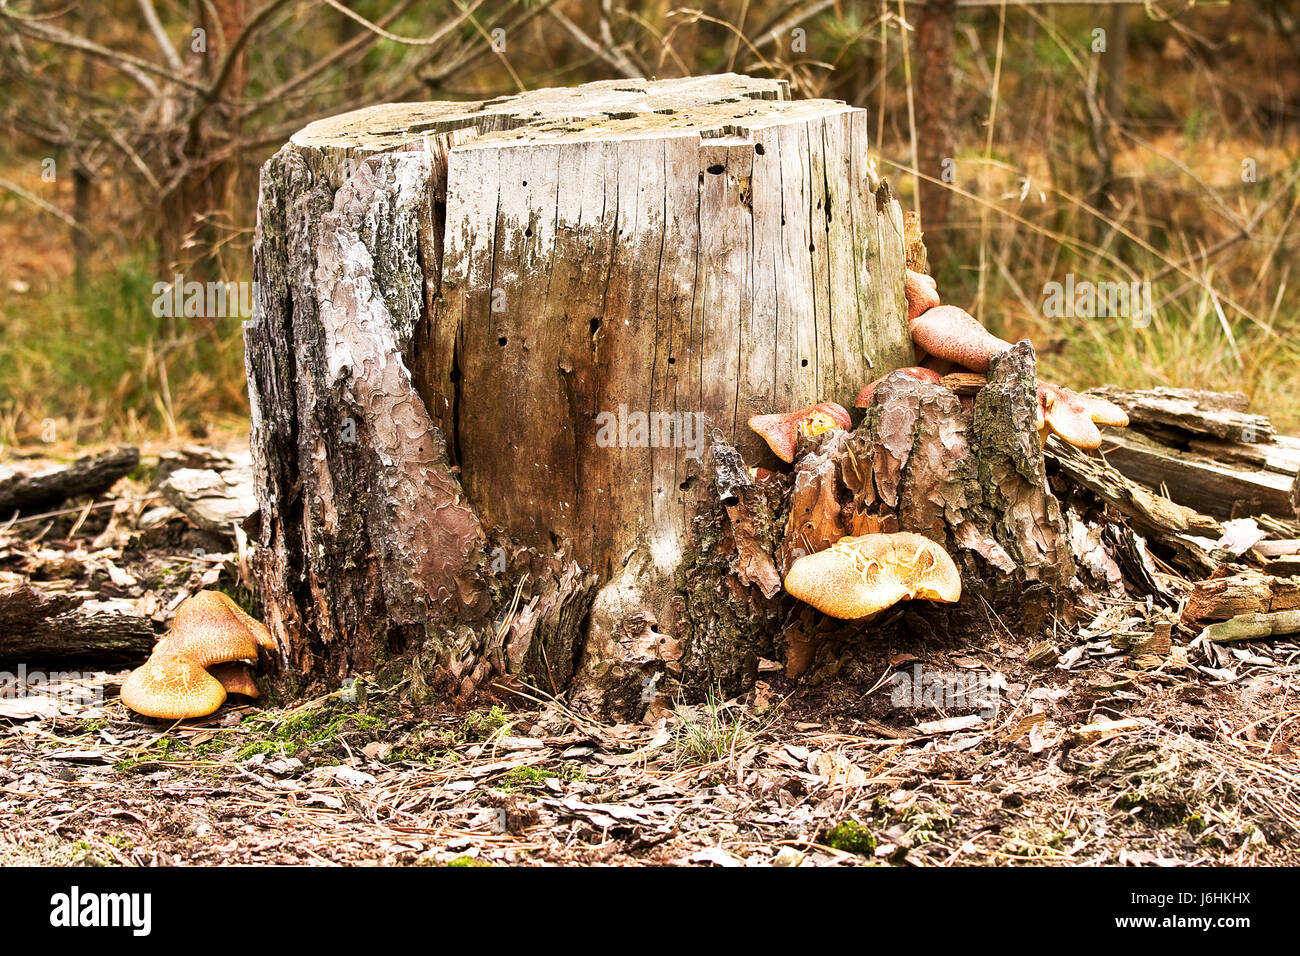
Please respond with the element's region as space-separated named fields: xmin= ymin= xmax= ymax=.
xmin=158 ymin=0 xmax=247 ymax=278
xmin=246 ymin=76 xmax=915 ymax=716
xmin=71 ymin=7 xmax=96 ymax=295
xmin=915 ymin=0 xmax=957 ymax=252
xmin=1088 ymin=5 xmax=1129 ymax=214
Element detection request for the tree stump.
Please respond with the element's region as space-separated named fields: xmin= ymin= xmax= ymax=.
xmin=246 ymin=75 xmax=918 ymax=714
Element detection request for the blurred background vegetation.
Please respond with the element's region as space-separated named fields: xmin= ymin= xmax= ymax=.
xmin=1 ymin=0 xmax=1297 ymax=448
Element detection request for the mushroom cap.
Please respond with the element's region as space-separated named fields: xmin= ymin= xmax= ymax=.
xmin=783 ymin=532 xmax=962 ymax=619
xmin=748 ymin=402 xmax=852 ymax=463
xmin=904 ymin=270 xmax=941 ymax=321
xmin=207 ymin=590 xmax=276 ymax=650
xmin=207 ymin=662 xmax=261 ymax=699
xmin=909 ymin=305 xmax=1013 ymax=373
xmin=121 ymin=653 xmax=227 ymax=720
xmin=1036 ymin=382 xmax=1130 ymax=450
xmin=855 ymin=366 xmax=943 ymax=407
xmin=157 ymin=591 xmax=268 ymax=668
xmin=887 ymin=532 xmax=963 ymax=603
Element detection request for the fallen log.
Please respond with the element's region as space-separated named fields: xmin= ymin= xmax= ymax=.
xmin=0 ymin=584 xmax=155 ymax=665
xmin=0 ymin=447 xmax=139 ymax=516
xmin=1045 ymin=437 xmax=1221 ymax=577
xmin=1199 ymin=609 xmax=1300 ymax=644
xmin=1088 ymin=386 xmax=1273 ymax=442
xmin=1077 ymin=387 xmax=1298 ymax=522
xmin=1096 ymin=430 xmax=1295 ymax=520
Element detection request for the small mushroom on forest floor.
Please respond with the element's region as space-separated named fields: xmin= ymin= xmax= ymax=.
xmin=748 ymin=402 xmax=852 ymax=463
xmin=905 ymin=270 xmax=941 ymax=320
xmin=910 ymin=305 xmax=1013 ymax=373
xmin=120 ymin=653 xmax=227 ymax=720
xmin=854 ymin=366 xmax=943 ymax=407
xmin=784 ymin=532 xmax=962 ymax=620
xmin=122 ymin=591 xmax=273 ymax=721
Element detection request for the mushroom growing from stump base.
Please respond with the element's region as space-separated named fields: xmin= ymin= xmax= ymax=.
xmin=748 ymin=402 xmax=852 ymax=464
xmin=120 ymin=591 xmax=272 ymax=720
xmin=784 ymin=532 xmax=962 ymax=620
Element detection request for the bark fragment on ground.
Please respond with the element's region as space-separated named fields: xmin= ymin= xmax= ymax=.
xmin=0 ymin=584 xmax=154 ymax=666
xmin=1182 ymin=571 xmax=1300 ymax=626
xmin=156 ymin=450 xmax=256 ymax=535
xmin=0 ymin=446 xmax=139 ymax=516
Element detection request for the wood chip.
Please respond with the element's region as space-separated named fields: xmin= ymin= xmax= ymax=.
xmin=1070 ymin=717 xmax=1144 ymax=745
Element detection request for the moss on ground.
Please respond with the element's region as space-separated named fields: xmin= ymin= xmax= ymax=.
xmin=823 ymin=820 xmax=877 ymax=856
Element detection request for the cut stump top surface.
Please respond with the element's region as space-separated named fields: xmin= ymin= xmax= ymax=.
xmin=291 ymin=74 xmax=859 ymax=154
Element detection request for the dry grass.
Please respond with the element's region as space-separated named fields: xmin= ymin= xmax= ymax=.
xmin=1 ymin=2 xmax=1296 ymax=440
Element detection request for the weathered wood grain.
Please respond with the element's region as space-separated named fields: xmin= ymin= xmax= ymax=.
xmin=1088 ymin=386 xmax=1274 ymax=442
xmin=0 ymin=585 xmax=155 ymax=665
xmin=1098 ymin=430 xmax=1295 ymax=520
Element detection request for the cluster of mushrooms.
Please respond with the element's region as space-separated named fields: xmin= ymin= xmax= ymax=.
xmin=749 ymin=268 xmax=1130 ymax=621
xmin=120 ymin=590 xmax=273 ymax=720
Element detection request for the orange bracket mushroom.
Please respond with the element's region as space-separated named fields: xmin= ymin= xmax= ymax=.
xmin=909 ymin=305 xmax=1014 ymax=373
xmin=1036 ymin=382 xmax=1130 ymax=450
xmin=748 ymin=402 xmax=852 ymax=464
xmin=784 ymin=532 xmax=961 ymax=619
